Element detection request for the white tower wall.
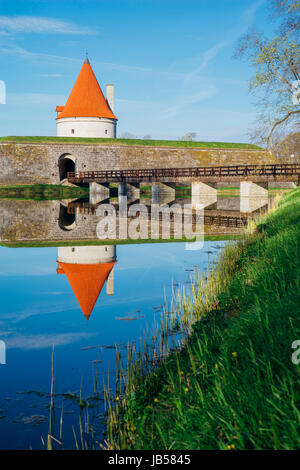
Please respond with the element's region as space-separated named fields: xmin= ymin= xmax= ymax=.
xmin=58 ymin=245 xmax=116 ymax=264
xmin=57 ymin=117 xmax=116 ymax=138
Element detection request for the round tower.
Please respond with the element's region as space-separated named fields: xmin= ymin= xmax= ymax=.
xmin=56 ymin=58 xmax=117 ymax=138
xmin=57 ymin=245 xmax=117 ymax=321
xmin=57 ymin=245 xmax=116 ymax=264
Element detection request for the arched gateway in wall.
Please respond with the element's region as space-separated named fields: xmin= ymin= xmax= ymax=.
xmin=58 ymin=154 xmax=75 ymax=181
xmin=58 ymin=204 xmax=76 ymax=231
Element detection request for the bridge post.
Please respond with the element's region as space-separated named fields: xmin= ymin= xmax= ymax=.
xmin=118 ymin=183 xmax=127 ymax=219
xmin=191 ymin=182 xmax=217 ymax=209
xmin=151 ymin=183 xmax=176 ymax=204
xmin=118 ymin=183 xmax=140 ymax=203
xmin=240 ymin=181 xmax=268 ymax=213
xmin=89 ymin=182 xmax=110 ymax=205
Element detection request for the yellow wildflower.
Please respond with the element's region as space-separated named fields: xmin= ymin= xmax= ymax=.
xmin=232 ymin=352 xmax=237 ymax=357
xmin=154 ymin=398 xmax=159 ymax=403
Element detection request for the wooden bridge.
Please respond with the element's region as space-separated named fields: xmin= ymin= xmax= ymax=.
xmin=68 ymin=163 xmax=300 ymax=184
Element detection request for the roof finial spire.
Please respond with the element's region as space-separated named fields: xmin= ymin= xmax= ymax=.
xmin=84 ymin=51 xmax=90 ymax=64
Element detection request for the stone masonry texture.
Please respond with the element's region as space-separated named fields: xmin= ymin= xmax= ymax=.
xmin=0 ymin=142 xmax=276 ymax=186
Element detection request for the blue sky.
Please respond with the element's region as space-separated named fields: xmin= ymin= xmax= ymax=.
xmin=0 ymin=0 xmax=276 ymax=142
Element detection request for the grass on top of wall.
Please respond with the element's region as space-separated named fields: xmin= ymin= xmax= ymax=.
xmin=0 ymin=136 xmax=262 ymax=150
xmin=105 ymin=188 xmax=300 ymax=450
xmin=0 ymin=184 xmax=88 ymax=200
xmin=0 ymin=234 xmax=241 ymax=248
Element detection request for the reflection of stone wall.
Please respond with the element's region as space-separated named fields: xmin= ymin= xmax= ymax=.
xmin=0 ymin=200 xmax=100 ymax=242
xmin=0 ymin=142 xmax=275 ymax=186
xmin=0 ymin=199 xmax=244 ymax=243
xmin=217 ymin=197 xmax=240 ymax=211
xmin=0 ymin=200 xmax=56 ymax=241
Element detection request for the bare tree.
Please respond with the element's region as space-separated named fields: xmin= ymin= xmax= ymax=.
xmin=272 ymin=130 xmax=300 ymax=162
xmin=120 ymin=132 xmax=136 ymax=139
xmin=180 ymin=132 xmax=197 ymax=141
xmin=269 ymin=0 xmax=300 ymax=37
xmin=235 ymin=1 xmax=300 ymax=149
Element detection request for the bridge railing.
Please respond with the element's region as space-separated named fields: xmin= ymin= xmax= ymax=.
xmin=67 ymin=163 xmax=300 ymax=181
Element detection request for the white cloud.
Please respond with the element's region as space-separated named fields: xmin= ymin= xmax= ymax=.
xmin=162 ymin=87 xmax=218 ymax=118
xmin=5 ymin=332 xmax=98 ymax=350
xmin=0 ymin=43 xmax=81 ymax=63
xmin=8 ymin=92 xmax=67 ymax=106
xmin=0 ymin=15 xmax=96 ymax=35
xmin=0 ymin=44 xmax=186 ymax=80
xmin=181 ymin=0 xmax=265 ymax=87
xmin=241 ymin=0 xmax=266 ymax=24
xmin=183 ymin=41 xmax=229 ymax=86
xmin=40 ymin=291 xmax=66 ymax=296
xmin=40 ymin=73 xmax=64 ymax=78
xmin=197 ymin=41 xmax=229 ymax=72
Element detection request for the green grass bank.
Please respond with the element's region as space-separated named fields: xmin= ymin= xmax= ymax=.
xmin=0 ymin=136 xmax=261 ymax=150
xmin=106 ymin=188 xmax=300 ymax=450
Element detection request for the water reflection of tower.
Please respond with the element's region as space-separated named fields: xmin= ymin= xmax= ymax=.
xmin=56 ymin=246 xmax=117 ymax=321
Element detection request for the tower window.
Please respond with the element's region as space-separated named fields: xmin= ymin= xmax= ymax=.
xmin=71 ymin=129 xmax=75 ymax=134
xmin=105 ymin=130 xmax=108 ymax=134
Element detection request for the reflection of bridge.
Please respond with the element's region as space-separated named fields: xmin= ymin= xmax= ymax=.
xmin=66 ymin=202 xmax=252 ymax=228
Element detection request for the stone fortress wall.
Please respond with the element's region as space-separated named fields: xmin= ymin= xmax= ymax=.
xmin=0 ymin=142 xmax=275 ymax=187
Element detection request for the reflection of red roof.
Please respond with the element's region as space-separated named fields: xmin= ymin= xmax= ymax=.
xmin=57 ymin=261 xmax=115 ymax=320
xmin=56 ymin=58 xmax=117 ymax=120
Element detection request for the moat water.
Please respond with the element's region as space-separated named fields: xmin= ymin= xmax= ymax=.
xmin=0 ymin=194 xmax=272 ymax=449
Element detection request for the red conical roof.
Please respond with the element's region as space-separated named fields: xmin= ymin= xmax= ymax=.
xmin=56 ymin=58 xmax=117 ymax=120
xmin=58 ymin=261 xmax=115 ymax=320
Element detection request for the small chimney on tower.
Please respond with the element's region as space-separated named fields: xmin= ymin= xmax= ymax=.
xmin=106 ymin=84 xmax=114 ymax=112
xmin=106 ymin=267 xmax=114 ymax=296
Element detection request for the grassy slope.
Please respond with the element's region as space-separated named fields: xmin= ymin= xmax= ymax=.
xmin=0 ymin=136 xmax=262 ymax=150
xmin=110 ymin=188 xmax=300 ymax=450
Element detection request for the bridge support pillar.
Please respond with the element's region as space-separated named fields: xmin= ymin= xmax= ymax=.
xmin=240 ymin=181 xmax=268 ymax=198
xmin=191 ymin=182 xmax=217 ymax=209
xmin=89 ymin=182 xmax=110 ymax=205
xmin=152 ymin=183 xmax=176 ymax=204
xmin=240 ymin=181 xmax=268 ymax=213
xmin=118 ymin=183 xmax=140 ymax=203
